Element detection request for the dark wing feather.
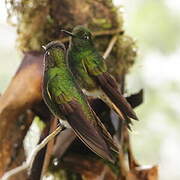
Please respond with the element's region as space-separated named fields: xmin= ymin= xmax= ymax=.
xmin=91 ymin=111 xmax=119 ymax=153
xmin=126 ymin=89 xmax=143 ymax=108
xmin=53 ymin=128 xmax=76 ymax=159
xmin=96 ymin=72 xmax=138 ymax=121
xmin=58 ymin=100 xmax=115 ymax=163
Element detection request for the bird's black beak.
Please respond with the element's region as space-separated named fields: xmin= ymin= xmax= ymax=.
xmin=61 ymin=30 xmax=75 ymax=37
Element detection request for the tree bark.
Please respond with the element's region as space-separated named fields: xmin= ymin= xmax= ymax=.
xmin=0 ymin=52 xmax=43 ymax=177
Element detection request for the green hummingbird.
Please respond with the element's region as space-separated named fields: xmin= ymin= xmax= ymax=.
xmin=61 ymin=26 xmax=138 ymax=128
xmin=42 ymin=41 xmax=118 ymax=163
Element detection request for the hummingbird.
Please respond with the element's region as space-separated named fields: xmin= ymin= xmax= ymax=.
xmin=61 ymin=26 xmax=138 ymax=128
xmin=42 ymin=41 xmax=119 ymax=163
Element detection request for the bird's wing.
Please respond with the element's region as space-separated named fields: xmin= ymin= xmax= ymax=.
xmin=58 ymin=100 xmax=114 ymax=163
xmin=42 ymin=72 xmax=62 ymax=118
xmin=83 ymin=52 xmax=107 ymax=76
xmin=83 ymin=56 xmax=138 ymax=121
xmin=96 ymin=72 xmax=138 ymax=120
xmin=48 ymin=76 xmax=114 ymax=162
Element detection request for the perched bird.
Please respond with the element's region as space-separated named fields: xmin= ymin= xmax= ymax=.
xmin=42 ymin=41 xmax=118 ymax=163
xmin=61 ymin=26 xmax=138 ymax=128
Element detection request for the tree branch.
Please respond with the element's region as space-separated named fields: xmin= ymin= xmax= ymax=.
xmin=59 ymin=28 xmax=123 ymax=43
xmin=40 ymin=118 xmax=58 ymax=179
xmin=103 ymin=35 xmax=118 ymax=59
xmin=2 ymin=126 xmax=63 ymax=180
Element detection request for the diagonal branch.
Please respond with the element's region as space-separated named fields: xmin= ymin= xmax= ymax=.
xmin=2 ymin=126 xmax=63 ymax=180
xmin=40 ymin=118 xmax=58 ymax=179
xmin=59 ymin=28 xmax=123 ymax=43
xmin=103 ymin=35 xmax=118 ymax=59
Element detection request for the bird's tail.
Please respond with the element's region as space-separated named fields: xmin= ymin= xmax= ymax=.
xmin=96 ymin=72 xmax=138 ymax=127
xmin=100 ymin=92 xmax=133 ymax=130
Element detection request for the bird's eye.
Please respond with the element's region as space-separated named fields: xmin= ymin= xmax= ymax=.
xmin=84 ymin=35 xmax=90 ymax=40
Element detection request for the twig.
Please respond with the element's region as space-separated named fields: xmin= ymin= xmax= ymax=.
xmin=93 ymin=28 xmax=123 ymax=37
xmin=28 ymin=124 xmax=50 ymax=180
xmin=126 ymin=130 xmax=139 ymax=170
xmin=40 ymin=118 xmax=58 ymax=179
xmin=103 ymin=35 xmax=118 ymax=59
xmin=59 ymin=28 xmax=123 ymax=43
xmin=1 ymin=126 xmax=63 ymax=180
xmin=113 ymin=136 xmax=128 ymax=178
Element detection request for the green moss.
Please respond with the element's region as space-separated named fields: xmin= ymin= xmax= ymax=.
xmin=92 ymin=18 xmax=112 ymax=29
xmin=106 ymin=35 xmax=137 ymax=78
xmin=34 ymin=116 xmax=45 ymax=131
xmin=6 ymin=0 xmax=123 ymax=52
xmin=5 ymin=0 xmax=137 ymax=78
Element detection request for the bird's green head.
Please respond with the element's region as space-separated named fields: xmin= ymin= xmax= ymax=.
xmin=62 ymin=26 xmax=94 ymax=49
xmin=43 ymin=41 xmax=66 ymax=69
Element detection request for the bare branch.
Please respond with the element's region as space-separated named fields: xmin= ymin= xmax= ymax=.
xmin=59 ymin=28 xmax=123 ymax=43
xmin=103 ymin=35 xmax=118 ymax=59
xmin=2 ymin=126 xmax=63 ymax=180
xmin=40 ymin=118 xmax=58 ymax=179
xmin=93 ymin=28 xmax=123 ymax=37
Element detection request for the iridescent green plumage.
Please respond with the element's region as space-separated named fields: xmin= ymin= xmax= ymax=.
xmin=62 ymin=26 xmax=138 ymax=128
xmin=42 ymin=41 xmax=118 ymax=162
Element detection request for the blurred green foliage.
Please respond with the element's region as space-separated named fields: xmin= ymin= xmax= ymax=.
xmin=122 ymin=0 xmax=180 ymax=179
xmin=126 ymin=0 xmax=180 ymax=54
